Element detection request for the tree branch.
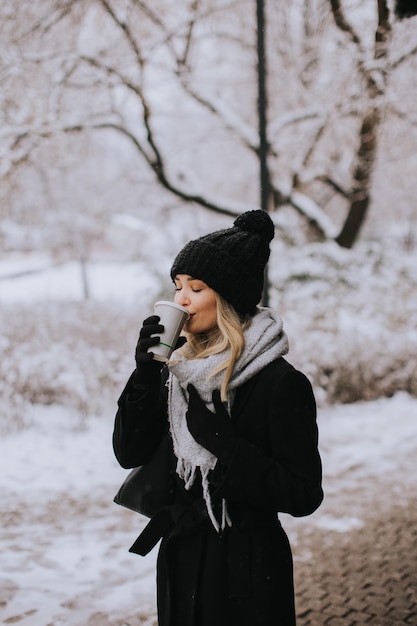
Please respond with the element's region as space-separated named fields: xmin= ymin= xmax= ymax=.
xmin=317 ymin=175 xmax=350 ymax=200
xmin=375 ymin=0 xmax=391 ymax=61
xmin=98 ymin=0 xmax=145 ymax=67
xmin=66 ymin=120 xmax=256 ymax=219
xmin=18 ymin=0 xmax=82 ymax=40
xmin=176 ymin=81 xmax=259 ymax=152
xmin=292 ymin=120 xmax=328 ymax=188
xmin=390 ymin=42 xmax=417 ymax=69
xmin=180 ymin=0 xmax=201 ymax=66
xmin=268 ymin=108 xmax=322 ymax=142
xmin=328 ymin=0 xmax=362 ymax=45
xmin=79 ymin=55 xmax=162 ymax=164
xmin=288 ymin=191 xmax=339 ymax=239
xmin=129 ymin=0 xmax=190 ymax=62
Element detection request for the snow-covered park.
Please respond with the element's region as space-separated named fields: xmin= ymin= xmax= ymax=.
xmin=2 ymin=2 xmax=417 ymax=623
xmin=1 ymin=246 xmax=416 ymax=625
xmin=1 ymin=389 xmax=416 ymax=626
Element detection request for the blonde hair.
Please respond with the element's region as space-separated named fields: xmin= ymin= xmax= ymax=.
xmin=179 ymin=294 xmax=250 ymax=401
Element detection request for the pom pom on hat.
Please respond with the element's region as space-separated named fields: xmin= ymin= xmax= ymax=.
xmin=395 ymin=0 xmax=417 ymax=18
xmin=170 ymin=210 xmax=274 ymax=315
xmin=234 ymin=210 xmax=275 ymax=241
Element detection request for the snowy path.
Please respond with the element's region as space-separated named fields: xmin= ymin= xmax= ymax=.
xmin=1 ymin=393 xmax=416 ymax=625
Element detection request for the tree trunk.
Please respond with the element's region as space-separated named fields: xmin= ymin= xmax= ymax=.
xmin=335 ymin=108 xmax=380 ymax=249
xmin=80 ymin=258 xmax=90 ymax=300
xmin=256 ymin=0 xmax=271 ymax=307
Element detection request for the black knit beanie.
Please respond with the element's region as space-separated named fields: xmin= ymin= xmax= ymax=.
xmin=170 ymin=210 xmax=275 ymax=315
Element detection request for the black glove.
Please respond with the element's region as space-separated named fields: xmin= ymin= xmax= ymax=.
xmin=186 ymin=384 xmax=237 ymax=462
xmin=134 ymin=315 xmax=164 ymax=386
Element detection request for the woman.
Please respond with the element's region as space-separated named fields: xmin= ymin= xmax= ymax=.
xmin=113 ymin=210 xmax=323 ymax=626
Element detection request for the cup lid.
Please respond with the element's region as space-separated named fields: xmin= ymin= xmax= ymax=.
xmin=154 ymin=301 xmax=190 ymax=319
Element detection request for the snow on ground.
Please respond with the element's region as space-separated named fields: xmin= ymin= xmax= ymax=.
xmin=1 ymin=404 xmax=158 ymax=626
xmin=1 ymin=250 xmax=417 ymax=624
xmin=0 ymin=257 xmax=160 ymax=305
xmin=1 ymin=392 xmax=417 ymax=626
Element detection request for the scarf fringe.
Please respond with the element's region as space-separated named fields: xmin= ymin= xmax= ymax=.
xmin=177 ymin=457 xmax=231 ymax=532
xmin=168 ymin=308 xmax=289 ymax=533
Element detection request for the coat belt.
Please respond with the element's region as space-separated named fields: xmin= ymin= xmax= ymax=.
xmin=129 ymin=500 xmax=210 ymax=556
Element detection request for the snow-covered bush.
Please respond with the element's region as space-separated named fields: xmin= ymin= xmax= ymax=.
xmin=0 ymin=302 xmax=139 ymax=431
xmin=269 ymin=240 xmax=417 ymax=405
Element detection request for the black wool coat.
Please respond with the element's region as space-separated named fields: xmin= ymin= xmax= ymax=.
xmin=113 ymin=357 xmax=323 ymax=626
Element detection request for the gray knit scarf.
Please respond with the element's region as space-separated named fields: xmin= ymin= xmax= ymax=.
xmin=167 ymin=307 xmax=289 ymax=532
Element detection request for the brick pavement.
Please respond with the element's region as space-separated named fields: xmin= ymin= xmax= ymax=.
xmin=292 ymin=501 xmax=417 ymax=625
xmin=115 ymin=500 xmax=416 ymax=626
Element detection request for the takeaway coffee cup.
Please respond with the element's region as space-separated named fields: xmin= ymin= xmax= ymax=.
xmin=150 ymin=301 xmax=190 ymax=362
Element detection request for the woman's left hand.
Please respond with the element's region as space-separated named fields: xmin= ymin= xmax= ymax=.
xmin=186 ymin=384 xmax=237 ymax=462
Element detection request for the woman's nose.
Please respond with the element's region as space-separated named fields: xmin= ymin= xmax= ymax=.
xmin=174 ymin=291 xmax=190 ymax=307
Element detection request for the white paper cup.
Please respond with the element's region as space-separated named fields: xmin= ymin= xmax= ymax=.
xmin=151 ymin=301 xmax=190 ymax=362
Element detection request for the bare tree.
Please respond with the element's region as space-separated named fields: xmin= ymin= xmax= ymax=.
xmin=1 ymin=0 xmax=417 ymax=252
xmin=325 ymin=0 xmax=416 ymax=247
xmin=265 ymin=0 xmax=417 ymax=248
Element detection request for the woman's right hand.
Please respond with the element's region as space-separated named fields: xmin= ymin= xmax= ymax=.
xmin=134 ymin=315 xmax=165 ymax=385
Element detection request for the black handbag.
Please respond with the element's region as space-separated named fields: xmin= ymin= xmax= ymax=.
xmin=113 ymin=433 xmax=175 ymax=518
